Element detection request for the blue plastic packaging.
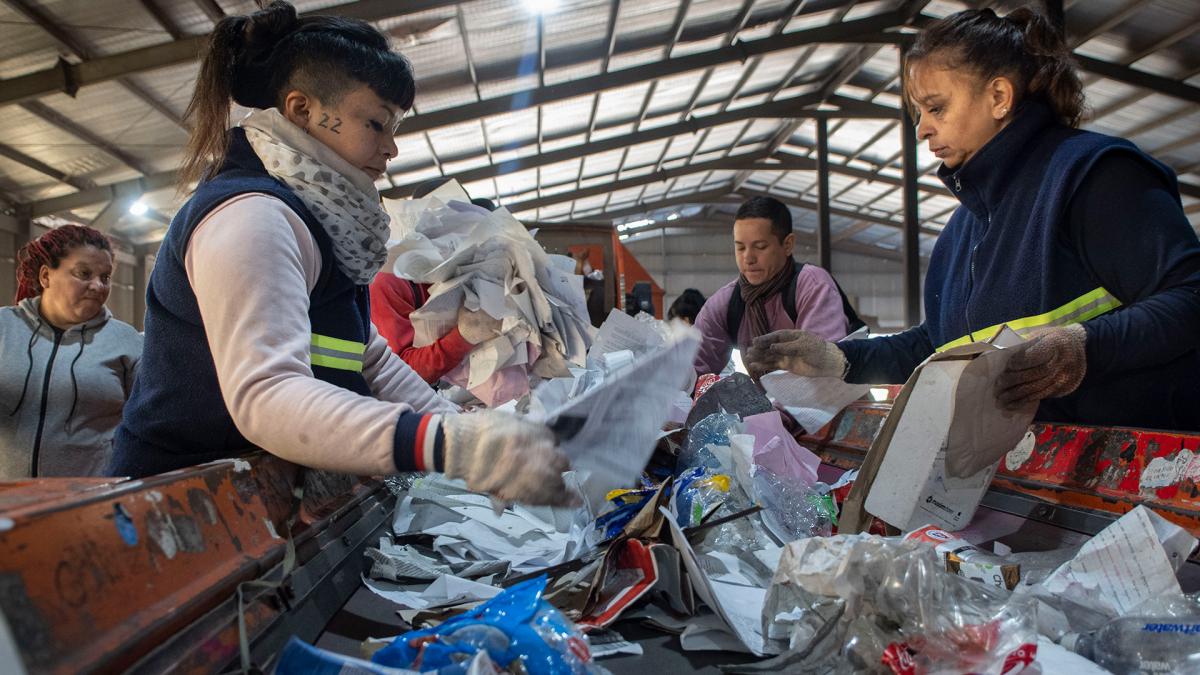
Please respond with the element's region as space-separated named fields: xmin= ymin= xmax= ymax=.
xmin=372 ymin=576 xmax=599 ymax=675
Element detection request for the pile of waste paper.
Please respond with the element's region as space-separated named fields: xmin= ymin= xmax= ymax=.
xmin=383 ymin=181 xmax=596 ymax=407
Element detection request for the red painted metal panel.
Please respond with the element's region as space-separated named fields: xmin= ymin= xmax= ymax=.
xmin=0 ymin=453 xmax=378 ymax=674
xmin=799 ymin=403 xmax=1200 ymax=536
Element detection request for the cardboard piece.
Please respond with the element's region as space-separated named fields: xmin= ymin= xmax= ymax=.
xmin=843 ymin=328 xmax=1036 ymax=533
xmin=579 ymin=538 xmax=660 ymax=629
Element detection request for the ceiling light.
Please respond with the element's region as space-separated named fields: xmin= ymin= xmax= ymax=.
xmin=523 ymin=0 xmax=559 ymax=13
xmin=128 ymin=200 xmax=148 ymax=216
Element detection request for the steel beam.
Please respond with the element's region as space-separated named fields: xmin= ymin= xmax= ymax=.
xmin=139 ymin=0 xmax=186 ymax=40
xmin=4 ymin=0 xmax=188 ymax=136
xmin=507 ymin=153 xmax=798 ymax=213
xmin=1068 ymin=0 xmax=1154 ymax=48
xmin=193 ymin=0 xmax=225 ymax=23
xmin=89 ymin=199 xmax=126 ymax=233
xmin=585 ymin=0 xmax=622 ymax=143
xmin=900 ymin=53 xmax=921 ymax=327
xmin=1177 ymin=181 xmax=1200 ymax=201
xmin=740 ymin=187 xmax=941 ymax=237
xmin=381 ymin=93 xmax=826 ymax=198
xmin=774 ymin=149 xmax=951 ymax=196
xmin=393 ymin=11 xmax=910 ymax=136
xmin=586 ymin=188 xmax=742 ymax=222
xmin=832 ymin=220 xmax=875 ymax=243
xmin=816 ymin=117 xmax=832 ymax=270
xmin=1073 ymin=56 xmax=1200 ymax=105
xmin=27 ymin=170 xmax=177 ymax=219
xmin=725 ymin=0 xmax=759 ymax=44
xmin=19 ymin=100 xmax=155 ymax=175
xmin=619 ymin=214 xmax=917 ymax=263
xmin=0 ymin=142 xmax=95 ymax=191
xmin=0 ymin=0 xmax=465 ymax=107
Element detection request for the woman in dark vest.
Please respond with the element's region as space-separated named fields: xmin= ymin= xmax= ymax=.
xmin=745 ymin=6 xmax=1200 ymax=431
xmin=109 ymin=1 xmax=575 ymax=506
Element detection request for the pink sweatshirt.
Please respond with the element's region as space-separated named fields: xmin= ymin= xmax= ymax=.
xmin=184 ymin=193 xmax=457 ymax=476
xmin=693 ymin=265 xmax=850 ymax=376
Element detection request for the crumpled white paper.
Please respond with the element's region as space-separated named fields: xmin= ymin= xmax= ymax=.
xmin=383 ymin=181 xmax=595 ymax=406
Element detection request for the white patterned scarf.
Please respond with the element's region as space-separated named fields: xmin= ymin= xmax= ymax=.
xmin=241 ymin=108 xmax=390 ymax=285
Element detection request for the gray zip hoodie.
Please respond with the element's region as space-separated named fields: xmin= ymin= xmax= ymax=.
xmin=0 ymin=297 xmax=141 ymax=478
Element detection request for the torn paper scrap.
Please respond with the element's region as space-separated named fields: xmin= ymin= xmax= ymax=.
xmin=759 ymin=371 xmax=870 ymax=433
xmin=589 ymin=308 xmax=665 ymax=359
xmin=1037 ymin=505 xmax=1197 ymax=617
xmin=549 ymin=327 xmax=701 ymax=494
xmin=364 ymin=574 xmax=501 ymax=610
xmin=661 ymin=506 xmax=777 ymax=656
xmin=587 ymin=628 xmax=645 ymax=659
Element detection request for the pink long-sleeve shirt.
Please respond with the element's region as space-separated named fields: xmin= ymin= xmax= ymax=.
xmin=693 ymin=265 xmax=850 ymax=376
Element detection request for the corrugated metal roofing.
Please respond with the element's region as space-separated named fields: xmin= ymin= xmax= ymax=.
xmin=0 ymin=0 xmax=1195 ymax=257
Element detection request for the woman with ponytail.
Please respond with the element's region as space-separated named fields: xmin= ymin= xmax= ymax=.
xmin=0 ymin=225 xmax=141 ymax=478
xmin=747 ymin=6 xmax=1200 ymax=430
xmin=110 ymin=1 xmax=575 ymax=507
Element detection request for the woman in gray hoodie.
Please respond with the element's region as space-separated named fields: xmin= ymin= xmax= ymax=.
xmin=0 ymin=225 xmax=142 ymax=478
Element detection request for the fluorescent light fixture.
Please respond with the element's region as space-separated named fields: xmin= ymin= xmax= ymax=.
xmin=523 ymin=0 xmax=558 ymax=13
xmin=620 ymin=217 xmax=654 ymax=231
xmin=666 ymin=212 xmax=679 ymax=221
xmin=128 ymin=200 xmax=148 ymax=216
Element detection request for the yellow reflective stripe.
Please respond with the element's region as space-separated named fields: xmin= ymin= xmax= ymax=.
xmin=936 ymin=287 xmax=1122 ymax=352
xmin=310 ymin=353 xmax=364 ymax=372
xmin=311 ymin=334 xmax=366 ymax=355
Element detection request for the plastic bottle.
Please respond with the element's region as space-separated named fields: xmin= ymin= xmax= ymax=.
xmin=1066 ymin=615 xmax=1200 ymax=674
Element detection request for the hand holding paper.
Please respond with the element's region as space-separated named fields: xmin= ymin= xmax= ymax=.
xmin=442 ymin=410 xmax=580 ymax=507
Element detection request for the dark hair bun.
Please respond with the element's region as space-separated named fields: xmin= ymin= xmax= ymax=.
xmin=230 ymin=1 xmax=299 ymax=109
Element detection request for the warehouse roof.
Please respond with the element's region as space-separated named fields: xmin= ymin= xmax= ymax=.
xmin=0 ymin=0 xmax=1197 ymax=259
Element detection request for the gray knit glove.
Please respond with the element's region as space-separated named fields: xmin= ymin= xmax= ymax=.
xmin=996 ymin=324 xmax=1087 ymax=410
xmin=442 ymin=410 xmax=578 ymax=507
xmin=744 ymin=329 xmax=848 ymax=381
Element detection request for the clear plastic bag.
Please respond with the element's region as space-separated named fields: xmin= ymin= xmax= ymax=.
xmin=751 ymin=469 xmax=836 ymax=543
xmin=735 ymin=535 xmax=1038 ymax=674
xmin=678 ymin=411 xmax=742 ymax=474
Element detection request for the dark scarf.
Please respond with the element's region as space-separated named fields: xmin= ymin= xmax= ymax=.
xmin=738 ymin=257 xmax=797 ymax=342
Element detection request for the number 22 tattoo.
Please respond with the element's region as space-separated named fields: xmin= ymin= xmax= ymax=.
xmin=317 ymin=112 xmax=342 ymax=134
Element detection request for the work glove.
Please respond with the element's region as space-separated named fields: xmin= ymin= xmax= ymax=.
xmin=442 ymin=410 xmax=579 ymax=507
xmin=744 ymin=329 xmax=848 ymax=381
xmin=457 ymin=306 xmax=503 ymax=345
xmin=995 ymin=324 xmax=1087 ymax=410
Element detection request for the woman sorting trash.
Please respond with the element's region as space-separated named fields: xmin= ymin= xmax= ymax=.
xmin=745 ymin=7 xmax=1200 ymax=431
xmin=108 ymin=1 xmax=575 ymax=506
xmin=0 ymin=225 xmax=142 ymax=478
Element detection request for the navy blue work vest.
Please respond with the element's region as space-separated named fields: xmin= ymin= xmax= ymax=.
xmin=923 ymin=102 xmax=1198 ymax=428
xmin=109 ymin=129 xmax=373 ymax=477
